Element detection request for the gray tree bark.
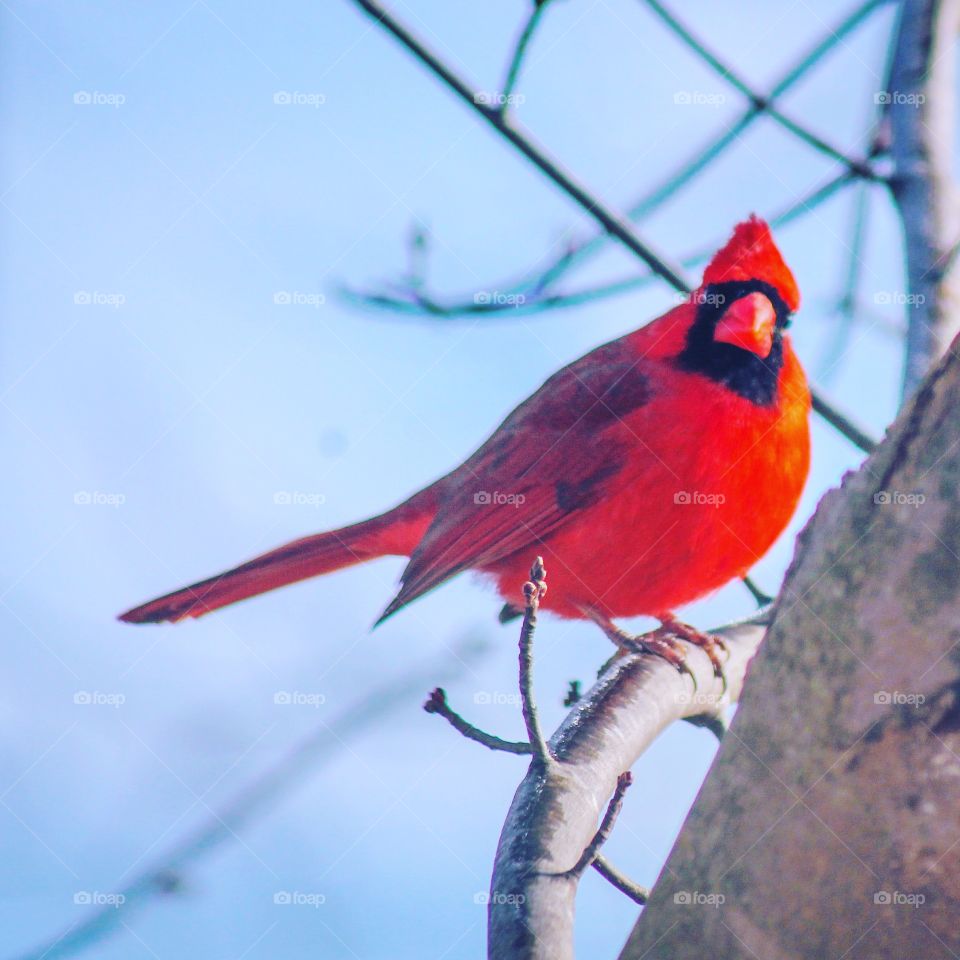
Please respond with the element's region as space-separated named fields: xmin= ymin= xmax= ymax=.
xmin=487 ymin=616 xmax=766 ymax=960
xmin=621 ymin=334 xmax=960 ymax=959
xmin=888 ymin=0 xmax=960 ymax=396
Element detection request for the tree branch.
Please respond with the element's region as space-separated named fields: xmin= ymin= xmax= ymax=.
xmin=592 ymin=855 xmax=649 ymax=905
xmin=345 ymin=0 xmax=879 ymax=455
xmin=887 ymin=0 xmax=960 ymax=396
xmin=487 ymin=614 xmax=767 ymax=959
xmin=423 ymin=687 xmax=533 ymax=755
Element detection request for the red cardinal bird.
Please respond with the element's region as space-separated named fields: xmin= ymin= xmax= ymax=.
xmin=120 ymin=216 xmax=809 ymax=667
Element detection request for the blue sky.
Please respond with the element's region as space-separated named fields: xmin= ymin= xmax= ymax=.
xmin=2 ymin=1 xmax=919 ymax=957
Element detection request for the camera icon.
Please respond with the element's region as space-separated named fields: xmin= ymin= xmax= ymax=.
xmin=673 ymin=891 xmax=692 ymax=904
xmin=474 ymin=491 xmax=492 ymax=505
xmin=673 ymin=91 xmax=692 ymax=105
xmin=874 ymin=92 xmax=892 ymax=105
xmin=873 ymin=491 xmax=891 ymax=505
xmin=73 ymin=91 xmax=91 ymax=105
xmin=874 ymin=891 xmax=892 ymax=904
xmin=674 ymin=491 xmax=691 ymax=504
xmin=473 ymin=691 xmax=491 ymax=705
xmin=874 ymin=691 xmax=891 ymax=705
xmin=73 ymin=691 xmax=91 ymax=704
xmin=73 ymin=891 xmax=92 ymax=904
xmin=73 ymin=291 xmax=91 ymax=305
xmin=273 ymin=291 xmax=292 ymax=305
xmin=274 ymin=691 xmax=291 ymax=705
xmin=273 ymin=891 xmax=292 ymax=904
xmin=273 ymin=91 xmax=292 ymax=105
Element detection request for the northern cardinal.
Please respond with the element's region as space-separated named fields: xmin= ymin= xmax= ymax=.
xmin=120 ymin=216 xmax=809 ymax=667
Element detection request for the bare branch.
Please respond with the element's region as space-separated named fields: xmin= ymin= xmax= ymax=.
xmin=501 ymin=1 xmax=552 ymax=105
xmin=344 ymin=3 xmax=877 ymax=455
xmin=344 ymin=0 xmax=885 ymax=321
xmin=487 ymin=614 xmax=766 ymax=959
xmin=887 ymin=0 xmax=960 ymax=396
xmin=592 ymin=855 xmax=649 ymax=905
xmin=810 ymin=389 xmax=878 ymax=453
xmin=641 ymin=0 xmax=876 ymax=176
xmin=423 ymin=686 xmax=533 ymax=755
xmin=566 ymin=772 xmax=633 ymax=878
xmin=519 ymin=556 xmax=553 ymax=767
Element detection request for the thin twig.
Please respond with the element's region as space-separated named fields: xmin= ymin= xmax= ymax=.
xmin=343 ymin=170 xmax=854 ymax=321
xmin=501 ymin=1 xmax=551 ymax=104
xmin=351 ymin=0 xmax=689 ymax=288
xmin=348 ymin=0 xmax=884 ymax=314
xmin=811 ymin=390 xmax=878 ymax=452
xmin=519 ymin=556 xmax=553 ymax=766
xmin=566 ymin=772 xmax=633 ymax=878
xmin=642 ymin=0 xmax=876 ymax=176
xmin=423 ymin=687 xmax=533 ymax=754
xmin=592 ymin=854 xmax=649 ymax=904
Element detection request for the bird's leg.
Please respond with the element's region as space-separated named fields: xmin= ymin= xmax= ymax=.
xmin=578 ymin=606 xmax=695 ymax=683
xmin=654 ymin=614 xmax=728 ymax=688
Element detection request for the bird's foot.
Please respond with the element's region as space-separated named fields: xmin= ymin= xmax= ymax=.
xmin=654 ymin=616 xmax=728 ymax=691
xmin=579 ymin=606 xmax=696 ymax=685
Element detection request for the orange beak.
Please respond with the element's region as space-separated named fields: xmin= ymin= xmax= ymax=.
xmin=713 ymin=291 xmax=777 ymax=358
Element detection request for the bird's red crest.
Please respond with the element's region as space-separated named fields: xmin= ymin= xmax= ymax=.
xmin=701 ymin=215 xmax=800 ymax=312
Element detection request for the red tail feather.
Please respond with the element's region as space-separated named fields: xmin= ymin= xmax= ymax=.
xmin=119 ymin=496 xmax=436 ymax=624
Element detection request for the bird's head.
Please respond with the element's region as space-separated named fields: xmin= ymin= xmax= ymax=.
xmin=679 ymin=215 xmax=800 ymax=405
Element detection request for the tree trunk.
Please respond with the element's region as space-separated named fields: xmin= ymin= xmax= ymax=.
xmin=621 ymin=334 xmax=960 ymax=959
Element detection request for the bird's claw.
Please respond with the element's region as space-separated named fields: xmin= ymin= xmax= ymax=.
xmin=656 ymin=619 xmax=729 ymax=692
xmin=628 ymin=631 xmax=699 ymax=690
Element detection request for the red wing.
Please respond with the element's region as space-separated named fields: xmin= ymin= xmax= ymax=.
xmin=375 ymin=342 xmax=655 ymax=622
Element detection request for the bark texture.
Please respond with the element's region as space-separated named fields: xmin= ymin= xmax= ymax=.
xmin=488 ymin=616 xmax=766 ymax=960
xmin=621 ymin=336 xmax=960 ymax=959
xmin=888 ymin=0 xmax=960 ymax=395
